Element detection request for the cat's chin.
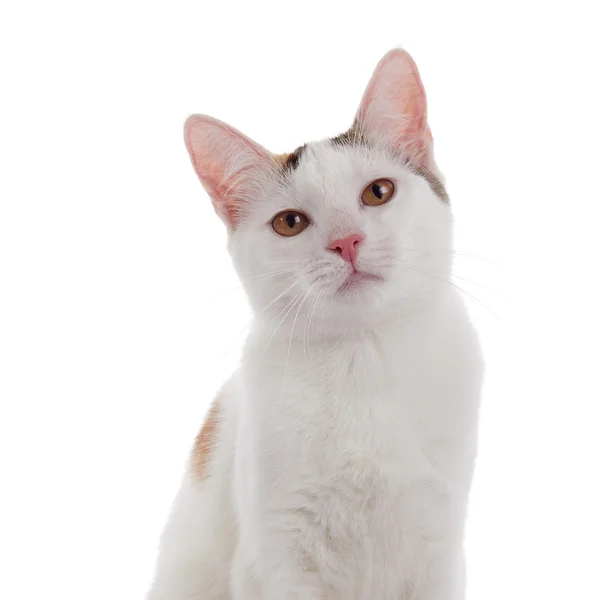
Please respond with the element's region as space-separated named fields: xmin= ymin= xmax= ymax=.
xmin=336 ymin=271 xmax=383 ymax=294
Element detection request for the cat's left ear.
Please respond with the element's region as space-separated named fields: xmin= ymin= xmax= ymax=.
xmin=184 ymin=115 xmax=274 ymax=229
xmin=356 ymin=49 xmax=433 ymax=169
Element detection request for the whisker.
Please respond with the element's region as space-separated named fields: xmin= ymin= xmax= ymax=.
xmin=250 ymin=269 xmax=297 ymax=281
xmin=450 ymin=272 xmax=502 ymax=295
xmin=254 ymin=289 xmax=305 ymax=374
xmin=256 ymin=272 xmax=312 ymax=315
xmin=453 ymin=249 xmax=503 ymax=267
xmin=282 ymin=279 xmax=321 ymax=391
xmin=303 ymin=287 xmax=323 ymax=357
xmin=398 ymin=261 xmax=500 ymax=319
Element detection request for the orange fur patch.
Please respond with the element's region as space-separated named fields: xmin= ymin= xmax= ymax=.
xmin=191 ymin=399 xmax=221 ymax=480
xmin=273 ymin=152 xmax=291 ymax=167
xmin=274 ymin=144 xmax=307 ymax=172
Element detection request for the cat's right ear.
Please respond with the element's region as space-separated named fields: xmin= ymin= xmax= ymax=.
xmin=184 ymin=115 xmax=273 ymax=229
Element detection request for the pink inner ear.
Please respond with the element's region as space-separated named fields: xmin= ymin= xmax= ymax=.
xmin=357 ymin=49 xmax=432 ymax=168
xmin=184 ymin=115 xmax=272 ymax=228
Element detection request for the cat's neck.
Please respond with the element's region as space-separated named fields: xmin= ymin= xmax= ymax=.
xmin=251 ymin=285 xmax=457 ymax=350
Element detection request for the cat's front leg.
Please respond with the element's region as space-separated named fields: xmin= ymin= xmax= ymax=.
xmin=230 ymin=536 xmax=324 ymax=600
xmin=232 ymin=568 xmax=322 ymax=600
xmin=253 ymin=534 xmax=325 ymax=600
xmin=259 ymin=565 xmax=323 ymax=600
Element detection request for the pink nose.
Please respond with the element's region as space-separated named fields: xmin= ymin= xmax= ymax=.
xmin=328 ymin=233 xmax=364 ymax=264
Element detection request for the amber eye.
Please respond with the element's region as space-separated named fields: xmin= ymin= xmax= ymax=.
xmin=361 ymin=178 xmax=395 ymax=206
xmin=272 ymin=210 xmax=310 ymax=237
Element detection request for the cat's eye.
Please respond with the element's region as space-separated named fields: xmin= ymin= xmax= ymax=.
xmin=272 ymin=210 xmax=310 ymax=237
xmin=361 ymin=179 xmax=395 ymax=206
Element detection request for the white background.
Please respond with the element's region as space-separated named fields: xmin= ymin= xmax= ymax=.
xmin=1 ymin=1 xmax=599 ymax=599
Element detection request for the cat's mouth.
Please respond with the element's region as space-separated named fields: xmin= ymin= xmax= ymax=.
xmin=337 ymin=270 xmax=382 ymax=294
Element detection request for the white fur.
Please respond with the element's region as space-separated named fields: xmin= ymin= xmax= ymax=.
xmin=148 ymin=51 xmax=483 ymax=600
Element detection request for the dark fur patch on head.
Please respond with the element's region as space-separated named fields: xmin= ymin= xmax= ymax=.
xmin=330 ymin=125 xmax=448 ymax=202
xmin=329 ymin=123 xmax=367 ymax=147
xmin=281 ymin=144 xmax=306 ymax=172
xmin=277 ymin=126 xmax=448 ymax=202
xmin=414 ymin=167 xmax=449 ymax=203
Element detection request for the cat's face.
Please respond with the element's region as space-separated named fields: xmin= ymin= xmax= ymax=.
xmin=185 ymin=49 xmax=452 ymax=333
xmin=229 ymin=140 xmax=451 ymax=331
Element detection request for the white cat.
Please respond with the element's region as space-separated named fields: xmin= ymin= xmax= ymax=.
xmin=147 ymin=49 xmax=483 ymax=600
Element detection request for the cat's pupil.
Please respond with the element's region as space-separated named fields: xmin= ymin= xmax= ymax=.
xmin=286 ymin=214 xmax=297 ymax=228
xmin=372 ymin=184 xmax=384 ymax=199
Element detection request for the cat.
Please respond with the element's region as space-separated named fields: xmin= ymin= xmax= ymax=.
xmin=147 ymin=48 xmax=483 ymax=600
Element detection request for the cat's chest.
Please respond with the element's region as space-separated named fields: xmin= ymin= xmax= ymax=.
xmin=248 ymin=350 xmax=441 ymax=483
xmin=242 ymin=325 xmax=471 ymax=491
xmin=245 ymin=367 xmax=445 ymax=597
xmin=307 ymin=383 xmax=436 ymax=488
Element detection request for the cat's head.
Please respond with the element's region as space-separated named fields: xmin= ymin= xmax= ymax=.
xmin=185 ymin=49 xmax=452 ymax=334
